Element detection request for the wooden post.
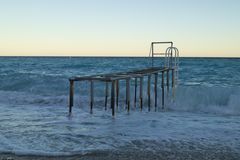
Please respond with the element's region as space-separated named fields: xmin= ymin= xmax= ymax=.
xmin=90 ymin=81 xmax=94 ymax=114
xmin=139 ymin=77 xmax=143 ymax=111
xmin=111 ymin=80 xmax=115 ymax=116
xmin=116 ymin=80 xmax=119 ymax=108
xmin=147 ymin=75 xmax=151 ymax=111
xmin=162 ymin=71 xmax=165 ymax=109
xmin=154 ymin=73 xmax=158 ymax=111
xmin=105 ymin=82 xmax=108 ymax=110
xmin=126 ymin=78 xmax=130 ymax=112
xmin=134 ymin=78 xmax=137 ymax=107
xmin=69 ymin=80 xmax=74 ymax=113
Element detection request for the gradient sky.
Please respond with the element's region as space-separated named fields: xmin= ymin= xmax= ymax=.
xmin=0 ymin=0 xmax=239 ymax=57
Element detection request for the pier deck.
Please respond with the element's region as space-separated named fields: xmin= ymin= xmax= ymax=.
xmin=68 ymin=42 xmax=179 ymax=116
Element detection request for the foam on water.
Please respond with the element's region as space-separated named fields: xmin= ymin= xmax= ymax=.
xmin=0 ymin=57 xmax=240 ymax=156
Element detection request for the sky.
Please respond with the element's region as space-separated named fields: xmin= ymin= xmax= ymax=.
xmin=0 ymin=0 xmax=239 ymax=57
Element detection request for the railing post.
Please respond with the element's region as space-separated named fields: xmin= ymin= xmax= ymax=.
xmin=69 ymin=80 xmax=74 ymax=113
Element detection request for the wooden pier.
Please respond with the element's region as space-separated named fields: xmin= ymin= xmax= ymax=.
xmin=68 ymin=42 xmax=179 ymax=116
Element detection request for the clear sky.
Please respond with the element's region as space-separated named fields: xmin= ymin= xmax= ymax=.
xmin=0 ymin=0 xmax=239 ymax=57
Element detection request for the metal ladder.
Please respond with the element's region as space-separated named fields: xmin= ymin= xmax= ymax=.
xmin=149 ymin=42 xmax=179 ymax=84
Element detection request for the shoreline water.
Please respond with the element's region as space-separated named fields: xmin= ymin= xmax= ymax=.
xmin=0 ymin=57 xmax=240 ymax=158
xmin=1 ymin=140 xmax=240 ymax=160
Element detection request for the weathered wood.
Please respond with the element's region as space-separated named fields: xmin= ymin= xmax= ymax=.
xmin=139 ymin=77 xmax=143 ymax=110
xmin=90 ymin=81 xmax=94 ymax=114
xmin=154 ymin=73 xmax=158 ymax=111
xmin=69 ymin=80 xmax=74 ymax=113
xmin=147 ymin=75 xmax=151 ymax=111
xmin=105 ymin=82 xmax=108 ymax=110
xmin=162 ymin=71 xmax=165 ymax=109
xmin=111 ymin=81 xmax=115 ymax=116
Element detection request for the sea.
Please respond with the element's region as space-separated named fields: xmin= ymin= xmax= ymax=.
xmin=0 ymin=57 xmax=240 ymax=158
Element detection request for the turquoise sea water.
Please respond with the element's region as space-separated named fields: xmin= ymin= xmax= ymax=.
xmin=0 ymin=57 xmax=240 ymax=156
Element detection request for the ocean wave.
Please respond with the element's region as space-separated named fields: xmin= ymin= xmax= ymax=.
xmin=168 ymin=86 xmax=240 ymax=115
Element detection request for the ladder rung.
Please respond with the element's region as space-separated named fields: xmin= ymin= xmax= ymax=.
xmin=153 ymin=53 xmax=166 ymax=55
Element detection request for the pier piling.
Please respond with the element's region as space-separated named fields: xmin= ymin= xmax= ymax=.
xmin=162 ymin=71 xmax=165 ymax=109
xmin=90 ymin=81 xmax=94 ymax=114
xmin=69 ymin=80 xmax=74 ymax=113
xmin=111 ymin=81 xmax=115 ymax=116
xmin=68 ymin=41 xmax=179 ymax=116
xmin=140 ymin=77 xmax=143 ymax=111
xmin=105 ymin=82 xmax=108 ymax=110
xmin=154 ymin=73 xmax=158 ymax=111
xmin=147 ymin=75 xmax=151 ymax=111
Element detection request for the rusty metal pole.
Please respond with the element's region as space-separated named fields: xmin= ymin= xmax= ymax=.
xmin=90 ymin=81 xmax=94 ymax=114
xmin=167 ymin=70 xmax=169 ymax=92
xmin=162 ymin=71 xmax=165 ymax=109
xmin=134 ymin=77 xmax=137 ymax=108
xmin=147 ymin=75 xmax=151 ymax=111
xmin=139 ymin=77 xmax=143 ymax=111
xmin=69 ymin=80 xmax=74 ymax=113
xmin=116 ymin=80 xmax=119 ymax=108
xmin=172 ymin=68 xmax=175 ymax=88
xmin=111 ymin=80 xmax=115 ymax=116
xmin=105 ymin=82 xmax=108 ymax=110
xmin=154 ymin=73 xmax=158 ymax=111
xmin=126 ymin=78 xmax=130 ymax=112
